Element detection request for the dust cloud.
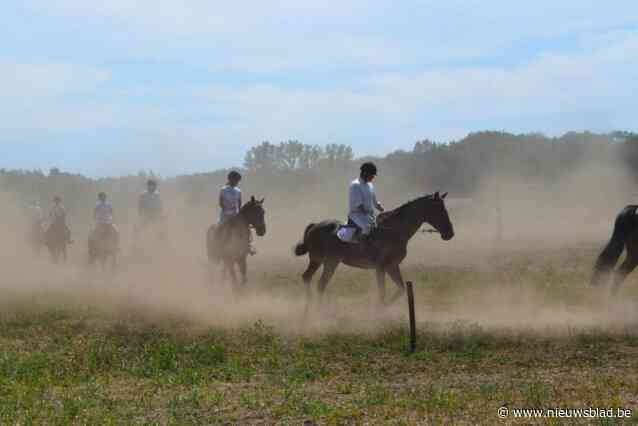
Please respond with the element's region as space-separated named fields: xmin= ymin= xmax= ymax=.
xmin=1 ymin=154 xmax=637 ymax=337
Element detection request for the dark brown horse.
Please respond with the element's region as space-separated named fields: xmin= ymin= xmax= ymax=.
xmin=591 ymin=205 xmax=638 ymax=293
xmin=294 ymin=192 xmax=454 ymax=304
xmin=207 ymin=197 xmax=266 ymax=287
xmin=88 ymin=226 xmax=119 ymax=271
xmin=44 ymin=221 xmax=70 ymax=263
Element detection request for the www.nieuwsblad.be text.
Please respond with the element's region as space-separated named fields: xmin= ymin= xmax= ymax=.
xmin=498 ymin=406 xmax=632 ymax=419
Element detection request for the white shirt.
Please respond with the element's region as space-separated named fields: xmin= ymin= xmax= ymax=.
xmin=220 ymin=185 xmax=241 ymax=217
xmin=349 ymin=178 xmax=379 ymax=217
xmin=94 ymin=201 xmax=113 ymax=225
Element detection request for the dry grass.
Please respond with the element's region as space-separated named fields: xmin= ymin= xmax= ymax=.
xmin=1 ymin=241 xmax=638 ymax=425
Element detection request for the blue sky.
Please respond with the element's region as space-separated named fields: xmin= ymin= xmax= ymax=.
xmin=2 ymin=1 xmax=637 ymax=176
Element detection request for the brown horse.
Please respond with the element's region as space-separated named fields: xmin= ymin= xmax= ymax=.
xmin=591 ymin=205 xmax=638 ymax=294
xmin=294 ymin=192 xmax=454 ymax=304
xmin=44 ymin=221 xmax=70 ymax=263
xmin=207 ymin=197 xmax=266 ymax=287
xmin=88 ymin=225 xmax=120 ymax=271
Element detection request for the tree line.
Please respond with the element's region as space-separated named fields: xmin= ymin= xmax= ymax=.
xmin=2 ymin=131 xmax=638 ymax=226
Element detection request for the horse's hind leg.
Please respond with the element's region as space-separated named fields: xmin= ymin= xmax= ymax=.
xmin=302 ymin=259 xmax=322 ymax=319
xmin=612 ymin=258 xmax=638 ymax=295
xmin=386 ymin=265 xmax=407 ymax=304
xmin=302 ymin=259 xmax=322 ymax=296
xmin=612 ymin=239 xmax=638 ymax=295
xmin=317 ymin=259 xmax=339 ymax=300
xmin=376 ymin=267 xmax=386 ymax=305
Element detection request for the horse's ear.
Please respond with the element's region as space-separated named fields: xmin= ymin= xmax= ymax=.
xmin=434 ymin=191 xmax=440 ymax=199
xmin=250 ymin=196 xmax=255 ymax=203
xmin=441 ymin=192 xmax=448 ymax=199
xmin=259 ymin=197 xmax=265 ymax=204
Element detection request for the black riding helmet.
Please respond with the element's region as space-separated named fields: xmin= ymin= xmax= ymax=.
xmin=228 ymin=170 xmax=242 ymax=181
xmin=360 ymin=162 xmax=377 ymax=176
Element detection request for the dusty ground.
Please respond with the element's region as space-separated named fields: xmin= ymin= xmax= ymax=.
xmin=2 ymin=164 xmax=638 ymax=424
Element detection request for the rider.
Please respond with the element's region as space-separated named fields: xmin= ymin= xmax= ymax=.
xmin=91 ymin=192 xmax=118 ymax=247
xmin=218 ymin=171 xmax=255 ymax=254
xmin=49 ymin=195 xmax=72 ymax=243
xmin=219 ymin=171 xmax=242 ymax=224
xmin=138 ymin=179 xmax=164 ymax=226
xmin=348 ymin=162 xmax=385 ymax=254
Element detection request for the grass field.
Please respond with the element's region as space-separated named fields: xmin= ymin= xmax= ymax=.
xmin=2 ymin=243 xmax=638 ymax=425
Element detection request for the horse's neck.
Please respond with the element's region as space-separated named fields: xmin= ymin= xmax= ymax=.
xmin=382 ymin=203 xmax=423 ymax=242
xmin=227 ymin=213 xmax=248 ymax=232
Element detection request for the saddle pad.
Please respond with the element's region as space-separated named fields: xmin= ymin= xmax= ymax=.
xmin=336 ymin=226 xmax=358 ymax=243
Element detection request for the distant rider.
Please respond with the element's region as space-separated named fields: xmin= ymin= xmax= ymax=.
xmin=49 ymin=195 xmax=72 ymax=243
xmin=348 ymin=162 xmax=384 ymax=255
xmin=91 ymin=192 xmax=118 ymax=247
xmin=138 ymin=179 xmax=164 ymax=226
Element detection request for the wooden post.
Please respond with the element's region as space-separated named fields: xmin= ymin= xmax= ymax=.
xmin=406 ymin=281 xmax=416 ymax=353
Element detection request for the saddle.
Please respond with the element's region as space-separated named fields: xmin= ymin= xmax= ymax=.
xmin=336 ymin=219 xmax=369 ymax=244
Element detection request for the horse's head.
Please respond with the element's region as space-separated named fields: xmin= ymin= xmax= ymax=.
xmin=242 ymin=196 xmax=266 ymax=236
xmin=424 ymin=192 xmax=454 ymax=241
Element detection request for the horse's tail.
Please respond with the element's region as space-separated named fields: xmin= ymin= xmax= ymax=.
xmin=591 ymin=206 xmax=636 ymax=286
xmin=294 ymin=223 xmax=315 ymax=256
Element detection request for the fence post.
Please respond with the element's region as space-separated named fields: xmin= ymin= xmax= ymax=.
xmin=406 ymin=281 xmax=416 ymax=353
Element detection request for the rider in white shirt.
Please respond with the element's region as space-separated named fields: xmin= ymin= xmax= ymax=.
xmin=348 ymin=162 xmax=384 ymax=238
xmin=138 ymin=179 xmax=164 ymax=226
xmin=94 ymin=192 xmax=114 ymax=226
xmin=91 ymin=192 xmax=118 ymax=244
xmin=217 ymin=170 xmax=255 ymax=254
xmin=219 ymin=171 xmax=242 ymax=224
xmin=49 ymin=195 xmax=72 ymax=243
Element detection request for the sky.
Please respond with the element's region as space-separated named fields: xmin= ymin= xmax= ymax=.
xmin=2 ymin=1 xmax=638 ymax=176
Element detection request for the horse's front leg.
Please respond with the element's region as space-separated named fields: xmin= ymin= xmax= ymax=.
xmin=376 ymin=267 xmax=386 ymax=305
xmin=224 ymin=258 xmax=238 ymax=288
xmin=238 ymin=256 xmax=247 ymax=287
xmin=110 ymin=252 xmax=118 ymax=273
xmin=386 ymin=264 xmax=407 ymax=304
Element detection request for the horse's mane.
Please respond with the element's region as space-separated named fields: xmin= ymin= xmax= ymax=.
xmin=378 ymin=194 xmax=434 ymax=225
xmin=239 ymin=198 xmax=262 ymax=213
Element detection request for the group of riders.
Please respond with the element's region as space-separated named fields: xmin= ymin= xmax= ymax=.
xmin=29 ymin=179 xmax=165 ymax=255
xmin=29 ymin=161 xmax=385 ymax=258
